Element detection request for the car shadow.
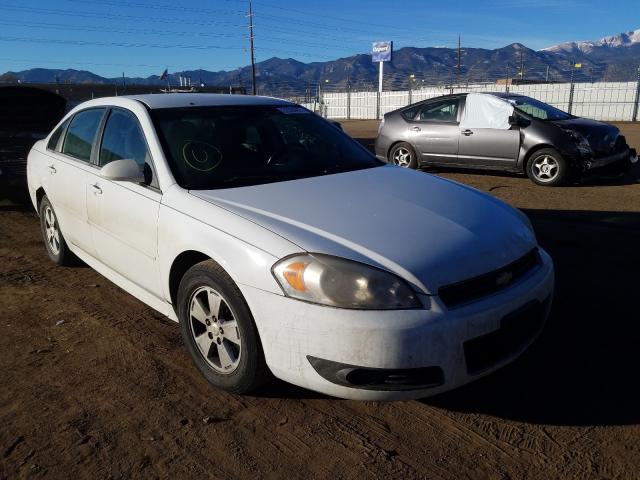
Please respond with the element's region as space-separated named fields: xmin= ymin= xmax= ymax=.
xmin=420 ymin=165 xmax=640 ymax=187
xmin=424 ymin=209 xmax=640 ymax=426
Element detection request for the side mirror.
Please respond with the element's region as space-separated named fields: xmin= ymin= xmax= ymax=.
xmin=100 ymin=159 xmax=144 ymax=183
xmin=508 ymin=115 xmax=518 ymax=126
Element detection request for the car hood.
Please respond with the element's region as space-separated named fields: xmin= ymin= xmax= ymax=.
xmin=550 ymin=117 xmax=622 ymax=154
xmin=191 ymin=166 xmax=537 ymax=294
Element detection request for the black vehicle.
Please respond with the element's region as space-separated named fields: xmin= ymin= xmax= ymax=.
xmin=375 ymin=92 xmax=638 ymax=186
xmin=0 ymin=86 xmax=66 ymax=179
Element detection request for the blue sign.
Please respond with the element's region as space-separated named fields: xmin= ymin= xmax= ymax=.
xmin=372 ymin=41 xmax=392 ymax=62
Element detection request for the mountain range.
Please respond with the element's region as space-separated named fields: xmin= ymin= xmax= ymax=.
xmin=1 ymin=28 xmax=639 ymax=94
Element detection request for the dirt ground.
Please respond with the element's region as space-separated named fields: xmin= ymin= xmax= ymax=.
xmin=1 ymin=122 xmax=640 ymax=479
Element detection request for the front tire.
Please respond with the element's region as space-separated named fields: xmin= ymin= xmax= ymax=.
xmin=38 ymin=195 xmax=76 ymax=266
xmin=177 ymin=260 xmax=269 ymax=394
xmin=389 ymin=142 xmax=418 ymax=169
xmin=526 ymin=148 xmax=569 ymax=186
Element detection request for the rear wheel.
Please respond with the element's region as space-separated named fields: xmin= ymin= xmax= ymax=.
xmin=177 ymin=260 xmax=269 ymax=394
xmin=389 ymin=142 xmax=418 ymax=169
xmin=38 ymin=195 xmax=76 ymax=266
xmin=526 ymin=148 xmax=568 ymax=186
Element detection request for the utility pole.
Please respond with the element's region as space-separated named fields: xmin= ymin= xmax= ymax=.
xmin=457 ymin=33 xmax=461 ymax=86
xmin=519 ymin=49 xmax=524 ymax=81
xmin=248 ymin=0 xmax=257 ymax=95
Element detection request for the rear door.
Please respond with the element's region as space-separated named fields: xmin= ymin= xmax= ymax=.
xmin=45 ymin=108 xmax=106 ymax=257
xmin=86 ymin=108 xmax=162 ymax=297
xmin=407 ymin=98 xmax=461 ymax=165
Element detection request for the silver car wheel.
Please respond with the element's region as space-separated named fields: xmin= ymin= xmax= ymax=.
xmin=532 ymin=155 xmax=559 ymax=183
xmin=392 ymin=147 xmax=412 ymax=167
xmin=188 ymin=286 xmax=242 ymax=374
xmin=43 ymin=205 xmax=61 ymax=255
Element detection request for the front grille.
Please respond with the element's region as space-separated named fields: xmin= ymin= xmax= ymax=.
xmin=438 ymin=248 xmax=540 ymax=309
xmin=464 ymin=297 xmax=549 ymax=375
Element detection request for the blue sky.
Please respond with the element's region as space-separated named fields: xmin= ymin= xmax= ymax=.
xmin=0 ymin=0 xmax=637 ymax=78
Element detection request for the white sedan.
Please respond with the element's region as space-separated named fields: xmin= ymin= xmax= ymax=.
xmin=27 ymin=94 xmax=554 ymax=401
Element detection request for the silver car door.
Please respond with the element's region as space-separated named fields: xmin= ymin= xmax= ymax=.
xmin=408 ymin=98 xmax=461 ymax=165
xmin=458 ymin=128 xmax=520 ymax=168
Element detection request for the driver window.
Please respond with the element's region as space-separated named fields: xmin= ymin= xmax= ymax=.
xmin=99 ymin=109 xmax=158 ymax=188
xmin=418 ymin=99 xmax=459 ymax=122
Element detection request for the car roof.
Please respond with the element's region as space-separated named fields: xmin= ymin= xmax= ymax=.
xmin=96 ymin=93 xmax=295 ymax=110
xmin=487 ymin=92 xmax=525 ymax=99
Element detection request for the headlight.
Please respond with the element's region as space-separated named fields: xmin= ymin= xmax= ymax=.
xmin=564 ymin=129 xmax=592 ymax=155
xmin=272 ymin=253 xmax=421 ymax=310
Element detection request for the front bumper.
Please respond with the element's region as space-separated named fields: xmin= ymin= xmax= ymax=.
xmin=241 ymin=248 xmax=555 ymax=401
xmin=581 ymin=148 xmax=637 ymax=172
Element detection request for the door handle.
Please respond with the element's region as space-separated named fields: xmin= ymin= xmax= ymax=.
xmin=47 ymin=165 xmax=56 ymax=174
xmin=462 ymin=129 xmax=474 ymax=136
xmin=410 ymin=126 xmax=421 ymax=132
xmin=91 ymin=183 xmax=103 ymax=195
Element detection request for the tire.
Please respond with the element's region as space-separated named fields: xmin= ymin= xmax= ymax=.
xmin=389 ymin=142 xmax=418 ymax=169
xmin=526 ymin=148 xmax=569 ymax=186
xmin=38 ymin=195 xmax=77 ymax=266
xmin=177 ymin=260 xmax=269 ymax=394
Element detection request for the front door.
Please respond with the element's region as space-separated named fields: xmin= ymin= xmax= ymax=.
xmin=457 ymin=128 xmax=520 ymax=168
xmin=86 ymin=108 xmax=162 ymax=297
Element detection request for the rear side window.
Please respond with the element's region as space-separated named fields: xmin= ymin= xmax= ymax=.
xmin=47 ymin=118 xmax=70 ymax=152
xmin=62 ymin=109 xmax=105 ymax=162
xmin=417 ymin=99 xmax=459 ymax=122
xmin=99 ymin=109 xmax=157 ymax=188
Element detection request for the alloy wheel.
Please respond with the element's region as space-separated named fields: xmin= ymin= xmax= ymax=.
xmin=532 ymin=155 xmax=559 ymax=183
xmin=393 ymin=147 xmax=412 ymax=167
xmin=188 ymin=286 xmax=242 ymax=374
xmin=43 ymin=205 xmax=61 ymax=255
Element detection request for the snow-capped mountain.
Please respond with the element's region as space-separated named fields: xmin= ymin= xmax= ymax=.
xmin=542 ymin=28 xmax=640 ymax=54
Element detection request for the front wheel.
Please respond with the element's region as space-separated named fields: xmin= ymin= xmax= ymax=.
xmin=389 ymin=142 xmax=418 ymax=169
xmin=526 ymin=148 xmax=569 ymax=186
xmin=177 ymin=260 xmax=269 ymax=394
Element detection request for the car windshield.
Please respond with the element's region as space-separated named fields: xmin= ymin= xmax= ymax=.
xmin=150 ymin=105 xmax=381 ymax=189
xmin=503 ymin=96 xmax=571 ymax=121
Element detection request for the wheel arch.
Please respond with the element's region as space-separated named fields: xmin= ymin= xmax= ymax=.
xmin=387 ymin=140 xmax=416 ymax=161
xmin=521 ymin=144 xmax=557 ymax=172
xmin=35 ymin=187 xmax=47 ymax=212
xmin=168 ymin=250 xmax=212 ymax=312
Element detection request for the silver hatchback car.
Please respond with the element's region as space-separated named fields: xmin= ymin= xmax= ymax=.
xmin=375 ymin=93 xmax=637 ymax=186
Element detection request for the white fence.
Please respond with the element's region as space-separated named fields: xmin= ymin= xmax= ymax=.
xmin=298 ymin=81 xmax=640 ymax=122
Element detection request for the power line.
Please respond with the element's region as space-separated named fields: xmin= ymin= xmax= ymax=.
xmin=0 ymin=35 xmax=245 ymax=50
xmin=0 ymin=19 xmax=366 ymax=53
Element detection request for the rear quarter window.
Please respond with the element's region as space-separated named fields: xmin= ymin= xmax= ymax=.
xmin=47 ymin=118 xmax=70 ymax=152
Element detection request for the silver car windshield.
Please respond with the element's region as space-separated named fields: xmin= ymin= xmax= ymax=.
xmin=151 ymin=105 xmax=381 ymax=189
xmin=504 ymin=96 xmax=571 ymax=121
